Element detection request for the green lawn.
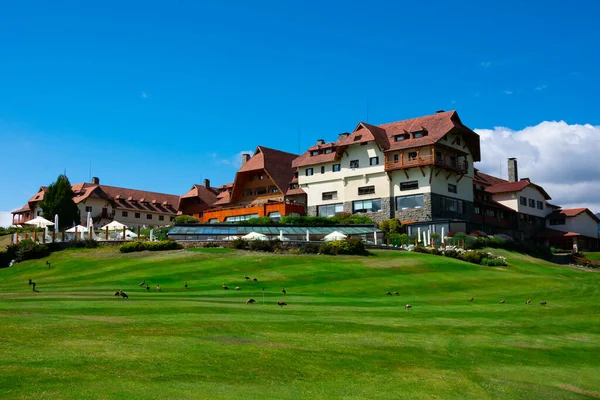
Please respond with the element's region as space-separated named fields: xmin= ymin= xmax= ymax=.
xmin=584 ymin=252 xmax=600 ymax=261
xmin=0 ymin=247 xmax=598 ymax=399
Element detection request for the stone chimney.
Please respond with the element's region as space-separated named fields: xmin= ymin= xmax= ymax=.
xmin=91 ymin=177 xmax=100 ymax=185
xmin=507 ymin=158 xmax=518 ymax=182
xmin=241 ymin=153 xmax=251 ymax=165
xmin=316 ymin=139 xmax=325 ymax=145
xmin=338 ymin=132 xmax=350 ymax=141
xmin=204 ymin=179 xmax=210 ymax=188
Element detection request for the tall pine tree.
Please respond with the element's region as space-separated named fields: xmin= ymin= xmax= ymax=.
xmin=41 ymin=174 xmax=81 ymax=229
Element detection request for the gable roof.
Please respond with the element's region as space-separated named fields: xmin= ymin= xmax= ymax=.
xmin=181 ymin=184 xmax=219 ymax=205
xmin=485 ymin=180 xmax=552 ymax=200
xmin=546 ymin=208 xmax=600 ymax=223
xmin=234 ymin=146 xmax=298 ymax=196
xmin=473 ymin=169 xmax=508 ymax=186
xmin=293 ymin=110 xmax=480 ymax=168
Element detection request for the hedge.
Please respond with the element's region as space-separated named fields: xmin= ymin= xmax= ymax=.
xmin=119 ymin=240 xmax=183 ymax=253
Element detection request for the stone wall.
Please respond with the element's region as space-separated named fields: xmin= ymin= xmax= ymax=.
xmin=307 ymin=205 xmax=318 ymax=217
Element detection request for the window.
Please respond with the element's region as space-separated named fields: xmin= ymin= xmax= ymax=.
xmin=269 ymin=186 xmax=279 ymax=193
xmin=393 ymin=154 xmax=399 ymax=161
xmin=159 ymin=216 xmax=164 ymax=221
xmin=413 ymin=131 xmax=427 ymax=138
xmin=147 ymin=214 xmax=153 ymax=220
xmin=306 ymin=168 xmax=314 ymax=176
xmin=122 ymin=211 xmax=128 ymax=217
xmin=256 ymin=187 xmax=267 ymax=195
xmin=208 ymin=218 xmax=219 ymax=224
xmin=224 ymin=214 xmax=259 ymax=222
xmin=529 ymin=199 xmax=535 ymax=208
xmin=448 ymin=184 xmax=457 ymax=194
xmin=396 ymin=195 xmax=425 ymax=210
xmin=441 ymin=196 xmax=464 ymax=214
xmin=353 ymin=135 xmax=362 ymax=141
xmin=85 ymin=206 xmax=92 ymax=212
xmin=353 ymin=199 xmax=382 ymax=213
xmin=244 ymin=189 xmax=253 ymax=197
xmin=456 ymin=138 xmax=461 ymax=145
xmin=324 ymin=148 xmax=332 ymax=154
xmin=436 ymin=152 xmax=442 ymax=161
xmin=135 ymin=213 xmax=140 ymax=219
xmin=332 ymin=164 xmax=341 ymax=172
xmin=498 ymin=211 xmax=506 ymax=219
xmin=268 ymin=212 xmax=281 ymax=221
xmin=317 ymin=203 xmax=344 ymax=217
xmin=474 ymin=206 xmax=481 ymax=215
xmin=394 ymin=134 xmax=408 ymax=142
xmin=258 ymin=175 xmax=264 ymax=180
xmin=321 ymin=166 xmax=325 ymax=174
xmin=549 ymin=218 xmax=566 ymax=226
xmin=322 ymin=191 xmax=337 ymax=201
xmin=486 ymin=209 xmax=496 ymax=217
xmin=369 ymin=156 xmax=379 ymax=166
xmin=249 ymin=175 xmax=254 ymax=181
xmin=537 ymin=201 xmax=544 ymax=210
xmin=520 ymin=196 xmax=527 ymax=206
xmin=360 ymin=142 xmax=368 ymax=146
xmin=400 ymin=181 xmax=419 ymax=191
xmin=358 ymin=186 xmax=375 ymax=195
xmin=408 ymin=152 xmax=417 ymax=160
xmin=311 ymin=151 xmax=319 ymax=156
xmin=350 ymin=160 xmax=359 ymax=169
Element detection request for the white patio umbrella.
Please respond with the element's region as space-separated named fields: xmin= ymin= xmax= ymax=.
xmin=125 ymin=230 xmax=138 ymax=239
xmin=242 ymin=232 xmax=268 ymax=241
xmin=24 ymin=216 xmax=54 ymax=228
xmin=222 ymin=236 xmax=239 ymax=241
xmin=66 ymin=225 xmax=87 ymax=240
xmin=279 ymin=230 xmax=291 ymax=241
xmin=100 ymin=220 xmax=127 ymax=230
xmin=54 ymin=214 xmax=59 ymax=232
xmin=324 ymin=231 xmax=347 ymax=242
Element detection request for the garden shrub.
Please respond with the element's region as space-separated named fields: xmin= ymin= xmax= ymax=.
xmin=145 ymin=241 xmax=183 ymax=251
xmin=14 ymin=240 xmax=50 ymax=262
xmin=119 ymin=241 xmax=146 ymax=253
xmin=174 ymin=215 xmax=200 ymax=225
xmin=460 ymin=250 xmax=484 ymax=265
xmin=248 ymin=239 xmax=280 ymax=252
xmin=319 ymin=238 xmax=367 ymax=255
xmin=299 ymin=243 xmax=320 ymax=254
xmin=231 ymin=239 xmax=247 ymax=250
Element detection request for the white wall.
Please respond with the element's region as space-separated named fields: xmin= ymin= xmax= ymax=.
xmin=492 ymin=192 xmax=519 ymax=211
xmin=547 ymin=212 xmax=599 ymax=238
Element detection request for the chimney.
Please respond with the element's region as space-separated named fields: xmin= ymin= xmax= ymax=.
xmin=91 ymin=177 xmax=100 ymax=185
xmin=436 ymin=109 xmax=445 ymax=113
xmin=316 ymin=139 xmax=325 ymax=146
xmin=507 ymin=158 xmax=518 ymax=182
xmin=241 ymin=153 xmax=251 ymax=165
xmin=520 ymin=177 xmax=530 ymax=182
xmin=204 ymin=178 xmax=210 ymax=188
xmin=338 ymin=132 xmax=350 ymax=141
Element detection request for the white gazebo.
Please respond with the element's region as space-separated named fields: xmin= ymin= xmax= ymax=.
xmin=242 ymin=232 xmax=268 ymax=241
xmin=324 ymin=231 xmax=347 ymax=242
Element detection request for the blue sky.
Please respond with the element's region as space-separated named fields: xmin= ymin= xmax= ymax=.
xmin=1 ymin=0 xmax=599 ymax=218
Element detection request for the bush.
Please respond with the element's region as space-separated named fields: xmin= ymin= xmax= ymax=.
xmin=242 ymin=217 xmax=278 ymax=226
xmin=120 ymin=240 xmax=182 ymax=253
xmin=319 ymin=238 xmax=367 ymax=255
xmin=14 ymin=240 xmax=50 ymax=262
xmin=119 ymin=241 xmax=146 ymax=253
xmin=69 ymin=239 xmax=99 ymax=249
xmin=279 ymin=216 xmax=335 ymax=226
xmin=231 ymin=239 xmax=247 ymax=250
xmin=329 ymin=213 xmax=373 ymax=225
xmin=175 ymin=215 xmax=200 ymax=225
xmin=460 ymin=251 xmax=484 ymax=265
xmin=299 ymin=243 xmax=320 ymax=254
xmin=248 ymin=239 xmax=280 ymax=252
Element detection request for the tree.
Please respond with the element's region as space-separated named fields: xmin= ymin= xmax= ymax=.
xmin=40 ymin=174 xmax=80 ymax=230
xmin=174 ymin=215 xmax=200 ymax=225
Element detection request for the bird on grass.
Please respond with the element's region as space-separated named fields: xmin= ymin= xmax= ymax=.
xmin=119 ymin=290 xmax=128 ymax=299
xmin=246 ymin=298 xmax=256 ymax=304
xmin=253 ymin=278 xmax=258 ymax=282
xmin=500 ymin=298 xmax=506 ymax=304
xmin=393 ymin=292 xmax=399 ymax=296
xmin=282 ymin=288 xmax=287 ymax=295
xmin=184 ymin=282 xmax=188 ymax=290
xmin=46 ymin=261 xmax=51 ymax=269
xmin=222 ymin=284 xmax=229 ymax=290
xmin=385 ymin=291 xmax=392 ymax=296
xmin=540 ymin=300 xmax=547 ymax=306
xmin=156 ymin=285 xmax=161 ymax=292
xmin=235 ymin=286 xmax=241 ymax=291
xmin=28 ymin=279 xmax=32 ymax=286
xmin=138 ymin=280 xmax=145 ymax=287
xmin=113 ymin=291 xmax=120 ymax=297
xmin=277 ymin=301 xmax=287 ymax=307
xmin=146 ymin=284 xmax=150 ymax=292
xmin=244 ymin=275 xmax=250 ymax=280
xmin=405 ymin=304 xmax=412 ymax=310
xmin=469 ymin=296 xmax=474 ymax=302
xmin=526 ymin=299 xmax=531 ymax=305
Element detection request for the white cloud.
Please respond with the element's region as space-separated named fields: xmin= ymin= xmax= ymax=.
xmin=211 ymin=150 xmax=254 ymax=168
xmin=503 ymin=90 xmax=513 ymax=95
xmin=535 ymin=84 xmax=548 ymax=91
xmin=480 ymin=61 xmax=492 ymax=68
xmin=141 ymin=92 xmax=149 ymax=99
xmin=0 ymin=211 xmax=13 ymax=228
xmin=475 ymin=121 xmax=600 ymax=213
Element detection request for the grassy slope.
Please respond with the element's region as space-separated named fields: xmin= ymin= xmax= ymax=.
xmin=584 ymin=252 xmax=600 ymax=261
xmin=0 ymin=234 xmax=12 ymax=249
xmin=0 ymin=248 xmax=598 ymax=400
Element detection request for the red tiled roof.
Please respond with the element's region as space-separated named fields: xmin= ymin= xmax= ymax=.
xmin=485 ymin=180 xmax=552 ymax=200
xmin=235 ymin=146 xmax=298 ymax=195
xmin=473 ymin=169 xmax=507 ymax=186
xmin=293 ymin=144 xmax=338 ymax=168
xmin=546 ymin=208 xmax=600 ymax=223
xmin=11 ymin=204 xmax=31 ymax=214
xmin=181 ymin=184 xmax=219 ymax=205
xmin=293 ymin=110 xmax=480 ymax=168
xmin=99 ymin=184 xmax=180 ymax=214
xmin=213 ymin=190 xmax=231 ymax=206
xmin=28 ymin=187 xmax=48 ymax=203
xmin=286 ymin=187 xmax=306 ymax=196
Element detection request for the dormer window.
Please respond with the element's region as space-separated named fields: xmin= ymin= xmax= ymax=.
xmin=394 ymin=134 xmax=409 ymax=142
xmin=413 ymin=130 xmax=428 ymax=139
xmin=353 ymin=135 xmax=362 ymax=141
xmin=311 ymin=151 xmax=319 ymax=156
xmin=324 ymin=148 xmax=332 ymax=154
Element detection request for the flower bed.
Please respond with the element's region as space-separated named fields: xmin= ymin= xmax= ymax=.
xmin=411 ymin=246 xmax=508 ymax=267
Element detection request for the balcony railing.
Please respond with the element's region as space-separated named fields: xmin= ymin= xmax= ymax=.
xmin=385 ymin=154 xmax=468 ymax=174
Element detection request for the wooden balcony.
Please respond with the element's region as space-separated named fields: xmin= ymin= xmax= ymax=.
xmin=385 ymin=155 xmax=468 ymax=174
